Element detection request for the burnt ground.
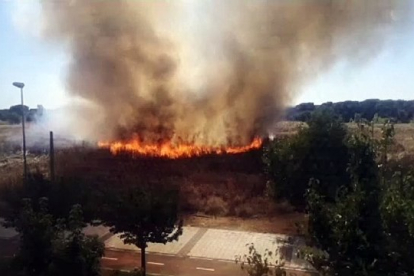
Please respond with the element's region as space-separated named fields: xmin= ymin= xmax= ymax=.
xmin=52 ymin=146 xmax=304 ymax=234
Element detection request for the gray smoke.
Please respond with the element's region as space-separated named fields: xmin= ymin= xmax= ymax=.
xmin=41 ymin=0 xmax=411 ymax=146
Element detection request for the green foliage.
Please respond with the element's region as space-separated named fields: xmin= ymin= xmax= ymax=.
xmin=0 ymin=258 xmax=14 ymax=276
xmin=302 ymin=122 xmax=414 ymax=275
xmin=0 ymin=173 xmax=95 ymax=224
xmin=236 ymin=243 xmax=286 ymax=276
xmin=1 ymin=196 xmax=104 ymax=276
xmin=9 ymin=105 xmax=29 ymax=116
xmin=49 ymin=205 xmax=104 ymax=276
xmin=101 ymin=184 xmax=183 ymax=248
xmin=8 ymin=198 xmax=58 ymax=276
xmin=381 ymin=171 xmax=414 ymax=275
xmin=267 ymin=114 xmax=414 ymax=275
xmin=287 ymin=99 xmax=414 ymax=123
xmin=0 ymin=105 xmax=43 ymax=125
xmin=6 ymin=113 xmax=21 ymax=124
xmin=99 ymin=184 xmax=183 ymax=276
xmin=264 ymin=109 xmax=349 ymax=208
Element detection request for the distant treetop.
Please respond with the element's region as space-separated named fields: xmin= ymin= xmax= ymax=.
xmin=286 ymin=99 xmax=414 ymax=123
xmin=0 ymin=105 xmax=44 ymax=124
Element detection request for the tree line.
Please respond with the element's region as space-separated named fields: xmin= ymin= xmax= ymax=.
xmin=0 ymin=105 xmax=44 ymax=124
xmin=286 ymin=99 xmax=414 ymax=123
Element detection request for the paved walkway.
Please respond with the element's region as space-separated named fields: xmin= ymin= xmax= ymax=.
xmin=106 ymin=227 xmax=200 ymax=255
xmin=104 ymin=226 xmax=314 ymax=271
xmin=0 ymin=218 xmax=18 ymax=240
xmin=1 ymin=221 xmax=314 ymax=272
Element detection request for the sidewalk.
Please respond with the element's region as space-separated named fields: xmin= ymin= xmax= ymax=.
xmin=104 ymin=226 xmax=313 ymax=271
xmin=0 ymin=221 xmax=314 ymax=272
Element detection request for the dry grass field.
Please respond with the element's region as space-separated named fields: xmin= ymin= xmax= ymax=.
xmin=52 ymin=146 xmax=304 ymax=234
xmin=346 ymin=123 xmax=414 ymax=157
xmin=1 ymin=121 xmax=413 ymax=234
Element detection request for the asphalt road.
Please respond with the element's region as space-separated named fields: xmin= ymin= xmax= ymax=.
xmin=0 ymin=239 xmax=316 ymax=275
xmin=102 ymin=249 xmax=317 ymax=276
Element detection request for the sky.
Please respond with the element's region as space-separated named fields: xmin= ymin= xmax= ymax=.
xmin=0 ymin=1 xmax=413 ymax=110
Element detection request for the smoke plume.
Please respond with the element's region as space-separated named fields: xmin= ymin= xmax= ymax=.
xmin=41 ymin=0 xmax=411 ymax=146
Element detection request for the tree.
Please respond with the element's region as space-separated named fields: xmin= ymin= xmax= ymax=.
xmin=7 ymin=198 xmax=58 ymax=276
xmin=0 ymin=173 xmax=96 ymax=224
xmin=2 ymin=196 xmax=104 ymax=276
xmin=100 ymin=184 xmax=183 ymax=276
xmin=286 ymin=99 xmax=414 ymax=123
xmin=49 ymin=205 xmax=104 ymax=276
xmin=305 ymin=132 xmax=385 ymax=275
xmin=236 ymin=243 xmax=286 ymax=276
xmin=6 ymin=112 xmax=21 ymax=124
xmin=264 ymin=109 xmax=349 ymax=208
xmin=9 ymin=105 xmax=29 ymax=116
xmin=302 ymin=122 xmax=414 ymax=275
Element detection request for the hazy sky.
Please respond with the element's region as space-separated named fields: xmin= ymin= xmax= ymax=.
xmin=1 ymin=1 xmax=413 ymax=110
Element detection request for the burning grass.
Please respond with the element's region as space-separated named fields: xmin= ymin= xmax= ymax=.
xmin=98 ymin=138 xmax=263 ymax=159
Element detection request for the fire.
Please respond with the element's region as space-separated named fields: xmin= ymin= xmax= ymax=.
xmin=98 ymin=138 xmax=263 ymax=159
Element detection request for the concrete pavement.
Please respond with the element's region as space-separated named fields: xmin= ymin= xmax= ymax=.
xmin=1 ymin=222 xmax=315 ymax=275
xmin=104 ymin=226 xmax=314 ymax=273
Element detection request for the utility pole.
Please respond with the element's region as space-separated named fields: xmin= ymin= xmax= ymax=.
xmin=50 ymin=131 xmax=55 ymax=182
xmin=12 ymin=82 xmax=27 ymax=180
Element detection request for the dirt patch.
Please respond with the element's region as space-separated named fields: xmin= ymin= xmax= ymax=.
xmin=184 ymin=213 xmax=305 ymax=235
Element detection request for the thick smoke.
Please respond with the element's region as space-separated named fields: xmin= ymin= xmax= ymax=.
xmin=41 ymin=0 xmax=410 ymax=146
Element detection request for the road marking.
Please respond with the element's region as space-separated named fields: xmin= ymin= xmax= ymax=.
xmin=196 ymin=267 xmax=215 ymax=272
xmin=102 ymin=257 xmax=118 ymax=261
xmin=148 ymin=262 xmax=165 ymax=266
xmin=218 ymin=259 xmax=234 ymax=263
xmin=190 ymin=256 xmax=213 ymax=261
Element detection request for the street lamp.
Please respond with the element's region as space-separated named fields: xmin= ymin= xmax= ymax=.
xmin=12 ymin=82 xmax=27 ymax=179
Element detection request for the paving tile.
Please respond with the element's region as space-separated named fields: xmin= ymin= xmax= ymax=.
xmin=187 ymin=229 xmax=288 ymax=264
xmin=83 ymin=225 xmax=110 ymax=239
xmin=0 ymin=218 xmax=18 ymax=240
xmin=104 ymin=226 xmax=313 ymax=271
xmin=105 ymin=226 xmax=199 ymax=255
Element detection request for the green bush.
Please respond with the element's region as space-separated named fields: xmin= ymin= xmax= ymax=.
xmin=302 ymin=123 xmax=414 ymax=275
xmin=264 ymin=109 xmax=349 ymax=208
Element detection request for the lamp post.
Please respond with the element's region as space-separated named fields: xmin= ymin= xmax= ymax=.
xmin=12 ymin=82 xmax=27 ymax=179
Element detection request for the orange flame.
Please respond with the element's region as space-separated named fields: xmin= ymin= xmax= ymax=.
xmin=98 ymin=138 xmax=263 ymax=159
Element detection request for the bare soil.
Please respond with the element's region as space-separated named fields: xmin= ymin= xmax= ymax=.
xmin=185 ymin=213 xmax=305 ymax=235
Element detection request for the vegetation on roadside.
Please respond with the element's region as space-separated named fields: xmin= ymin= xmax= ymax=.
xmin=264 ymin=109 xmax=414 ymax=275
xmin=99 ymin=184 xmax=183 ymax=276
xmin=236 ymin=243 xmax=288 ymax=276
xmin=1 ymin=196 xmax=104 ymax=276
xmin=264 ymin=109 xmax=349 ymax=209
xmin=0 ymin=173 xmax=182 ymax=276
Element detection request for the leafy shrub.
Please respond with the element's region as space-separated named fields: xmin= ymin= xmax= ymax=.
xmin=264 ymin=109 xmax=349 ymax=208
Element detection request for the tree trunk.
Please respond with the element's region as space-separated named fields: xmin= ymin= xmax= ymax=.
xmin=141 ymin=246 xmax=146 ymax=276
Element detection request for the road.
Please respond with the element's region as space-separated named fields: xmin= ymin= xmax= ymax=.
xmin=102 ymin=248 xmax=317 ymax=276
xmin=2 ymin=224 xmax=316 ymax=275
